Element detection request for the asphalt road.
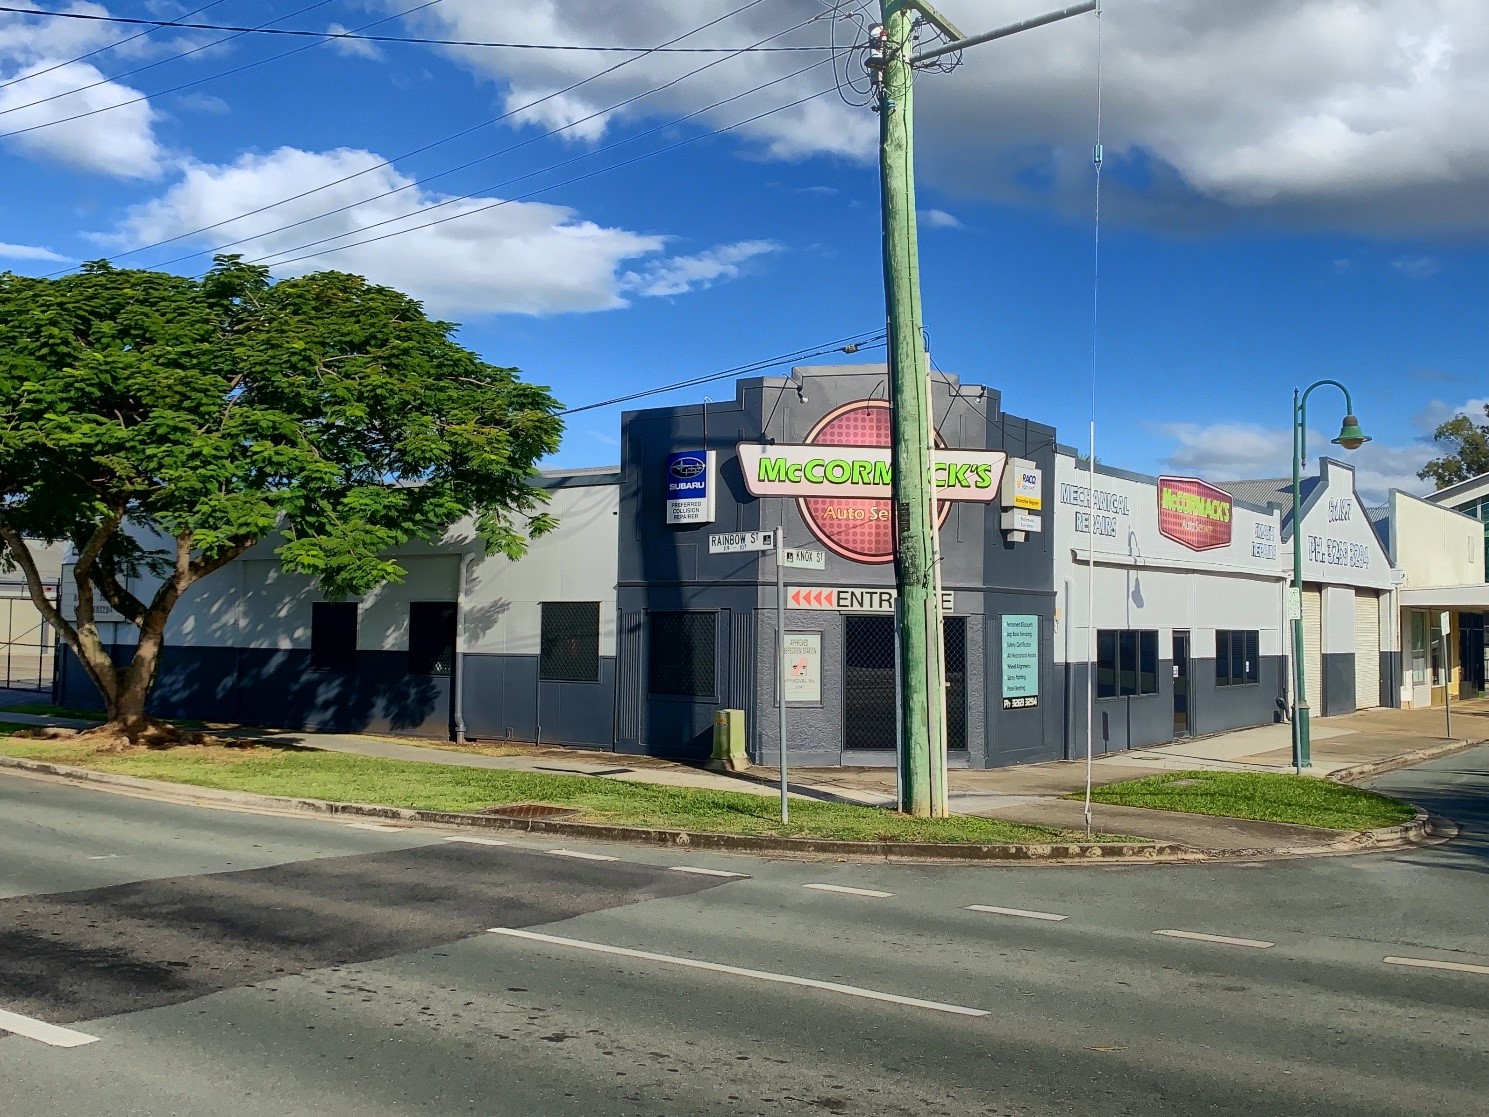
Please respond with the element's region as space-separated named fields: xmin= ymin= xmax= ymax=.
xmin=1 ymin=747 xmax=1486 ymax=1117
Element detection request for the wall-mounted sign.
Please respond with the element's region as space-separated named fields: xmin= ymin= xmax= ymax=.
xmin=665 ymin=450 xmax=716 ymax=525
xmin=783 ymin=633 xmax=822 ymax=703
xmin=786 ymin=587 xmax=956 ymax=613
xmin=1156 ymin=476 xmax=1233 ymax=552
xmin=708 ymin=530 xmax=774 ymax=554
xmin=736 ymin=400 xmax=1008 ymax=564
xmin=1001 ymin=510 xmax=1043 ymax=534
xmin=1001 ymin=614 xmax=1040 ymax=710
xmin=1002 ymin=459 xmax=1043 ymax=511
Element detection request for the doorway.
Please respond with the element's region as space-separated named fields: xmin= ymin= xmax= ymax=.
xmin=1172 ymin=630 xmax=1191 ymax=738
xmin=1410 ymin=610 xmax=1431 ymax=707
xmin=842 ymin=614 xmax=968 ymax=752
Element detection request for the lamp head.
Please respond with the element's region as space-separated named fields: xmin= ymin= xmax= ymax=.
xmin=1332 ymin=415 xmax=1370 ymax=451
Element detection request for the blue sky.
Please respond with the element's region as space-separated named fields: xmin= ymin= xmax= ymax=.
xmin=1 ymin=0 xmax=1485 ymax=503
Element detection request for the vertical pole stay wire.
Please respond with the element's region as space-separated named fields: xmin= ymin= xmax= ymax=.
xmin=1084 ymin=0 xmax=1104 ymax=837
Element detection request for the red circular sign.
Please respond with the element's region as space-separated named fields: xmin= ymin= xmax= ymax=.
xmin=797 ymin=401 xmax=948 ymax=565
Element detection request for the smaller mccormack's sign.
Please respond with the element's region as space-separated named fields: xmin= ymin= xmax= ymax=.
xmin=1157 ymin=476 xmax=1233 ymax=552
xmin=665 ymin=450 xmax=716 ymax=526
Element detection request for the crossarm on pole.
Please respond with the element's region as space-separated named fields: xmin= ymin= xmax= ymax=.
xmin=910 ymin=1 xmax=1098 ymax=66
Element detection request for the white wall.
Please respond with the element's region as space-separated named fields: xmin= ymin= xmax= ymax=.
xmin=1054 ymin=455 xmax=1286 ymax=664
xmin=1291 ymin=459 xmax=1395 ymax=591
xmin=1388 ymin=489 xmax=1483 ymax=588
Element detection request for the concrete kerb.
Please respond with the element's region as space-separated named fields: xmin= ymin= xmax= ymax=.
xmin=0 ymin=754 xmax=1442 ymax=866
xmin=1325 ymin=737 xmax=1484 ymax=785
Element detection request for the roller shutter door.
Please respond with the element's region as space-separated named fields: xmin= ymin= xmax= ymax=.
xmin=1302 ymin=587 xmax=1322 ymax=712
xmin=1354 ymin=590 xmax=1381 ymax=709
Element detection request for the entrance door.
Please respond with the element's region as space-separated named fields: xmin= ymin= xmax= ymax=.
xmin=1172 ymin=630 xmax=1191 ymax=738
xmin=1460 ymin=613 xmax=1486 ymax=699
xmin=1410 ymin=611 xmax=1431 ymax=707
xmin=842 ymin=614 xmax=968 ymax=753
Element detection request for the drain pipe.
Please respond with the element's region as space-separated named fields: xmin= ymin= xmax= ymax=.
xmin=452 ymin=551 xmax=478 ymax=745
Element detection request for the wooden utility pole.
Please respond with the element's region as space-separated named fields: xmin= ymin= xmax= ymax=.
xmin=871 ymin=1 xmax=1098 ymax=818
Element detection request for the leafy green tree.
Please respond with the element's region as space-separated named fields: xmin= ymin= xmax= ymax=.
xmin=0 ymin=257 xmax=562 ymax=744
xmin=1420 ymin=407 xmax=1489 ymax=489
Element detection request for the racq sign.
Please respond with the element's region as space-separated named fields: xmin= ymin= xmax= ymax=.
xmin=737 ymin=400 xmax=1009 ymax=564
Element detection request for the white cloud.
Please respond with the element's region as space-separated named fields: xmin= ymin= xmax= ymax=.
xmin=1414 ymin=396 xmax=1489 ymax=434
xmin=105 ymin=147 xmax=767 ymax=317
xmin=0 ymin=241 xmax=67 ymax=261
xmin=1392 ymin=254 xmax=1442 ymax=278
xmin=383 ymin=1 xmax=1489 ymax=233
xmin=921 ymin=208 xmax=964 ymax=229
xmin=0 ymin=5 xmax=164 ymax=178
xmin=1155 ymin=421 xmax=1434 ymax=505
xmin=326 ymin=23 xmax=383 ymax=61
xmin=620 ymin=239 xmax=780 ymax=298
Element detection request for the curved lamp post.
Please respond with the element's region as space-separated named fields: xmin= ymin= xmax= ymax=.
xmin=1291 ymin=381 xmax=1371 ymax=772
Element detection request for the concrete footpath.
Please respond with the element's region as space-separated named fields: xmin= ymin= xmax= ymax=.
xmin=2 ymin=700 xmax=1479 ymax=853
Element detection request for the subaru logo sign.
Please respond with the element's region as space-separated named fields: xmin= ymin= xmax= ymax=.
xmin=669 ymin=455 xmax=706 ymax=480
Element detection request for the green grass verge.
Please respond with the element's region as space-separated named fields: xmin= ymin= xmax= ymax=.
xmin=1078 ymin=770 xmax=1415 ymax=832
xmin=0 ymin=729 xmax=1131 ymax=845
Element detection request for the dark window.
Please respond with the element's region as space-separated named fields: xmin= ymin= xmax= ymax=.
xmin=944 ymin=616 xmax=967 ymax=751
xmin=311 ymin=601 xmax=358 ymax=668
xmin=408 ymin=601 xmax=457 ymax=676
xmin=1216 ymin=630 xmax=1260 ymax=686
xmin=1096 ymin=630 xmax=1118 ymax=699
xmin=648 ymin=612 xmax=716 ymax=697
xmin=540 ymin=602 xmax=601 ymax=683
xmin=1097 ymin=630 xmax=1160 ymax=698
xmin=1139 ymin=630 xmax=1158 ymax=696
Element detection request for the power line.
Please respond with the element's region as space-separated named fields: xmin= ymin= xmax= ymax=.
xmin=148 ymin=34 xmax=836 ymax=274
xmin=0 ymin=0 xmax=230 ymax=92
xmin=0 ymin=0 xmax=442 ymax=142
xmin=242 ymin=85 xmax=840 ymax=273
xmin=0 ymin=5 xmax=836 ymax=53
xmin=561 ymin=332 xmax=887 ymax=416
xmin=0 ymin=0 xmax=340 ymax=120
xmin=70 ymin=0 xmax=785 ymax=274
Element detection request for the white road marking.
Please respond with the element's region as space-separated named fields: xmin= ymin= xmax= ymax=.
xmin=442 ymin=835 xmax=509 ymax=847
xmin=802 ymin=883 xmax=893 ymax=899
xmin=0 ymin=1009 xmax=99 ymax=1048
xmin=486 ymin=928 xmax=988 ymax=1017
xmin=86 ymin=855 xmax=118 ymax=861
xmin=547 ymin=848 xmax=620 ymax=862
xmin=344 ymin=822 xmax=403 ymax=832
xmin=1154 ymin=929 xmax=1275 ymax=949
xmin=670 ymin=866 xmax=749 ymax=878
xmin=1385 ymin=956 xmax=1489 ymax=977
xmin=967 ymin=905 xmax=1068 ymax=922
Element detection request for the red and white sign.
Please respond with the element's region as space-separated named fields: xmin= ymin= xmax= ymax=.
xmin=1157 ymin=476 xmax=1234 ymax=552
xmin=787 ymin=587 xmax=956 ymax=613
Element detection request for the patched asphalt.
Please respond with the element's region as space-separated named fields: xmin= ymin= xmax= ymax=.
xmin=0 ymin=840 xmax=723 ymax=1027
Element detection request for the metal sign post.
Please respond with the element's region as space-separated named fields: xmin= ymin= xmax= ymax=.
xmin=775 ymin=526 xmax=790 ymax=824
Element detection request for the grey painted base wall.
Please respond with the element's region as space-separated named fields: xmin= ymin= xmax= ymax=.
xmin=1321 ymin=653 xmax=1356 ymax=717
xmin=1380 ymin=651 xmax=1401 ymax=708
xmin=1059 ymin=656 xmax=1287 ymax=757
xmin=58 ymin=646 xmax=617 ymax=748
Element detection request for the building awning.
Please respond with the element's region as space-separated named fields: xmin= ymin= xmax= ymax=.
xmin=1399 ymin=585 xmax=1489 ymax=610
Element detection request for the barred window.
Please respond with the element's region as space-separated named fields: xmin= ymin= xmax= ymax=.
xmin=540 ymin=602 xmax=601 ymax=682
xmin=408 ymin=601 xmax=457 ymax=676
xmin=311 ymin=601 xmax=358 ymax=668
xmin=648 ymin=612 xmax=716 ymax=697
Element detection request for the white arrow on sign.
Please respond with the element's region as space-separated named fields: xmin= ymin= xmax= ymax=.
xmin=708 ymin=531 xmax=776 ymax=554
xmin=782 ymin=548 xmax=826 ymax=570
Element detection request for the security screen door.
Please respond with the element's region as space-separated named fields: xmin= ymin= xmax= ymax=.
xmin=842 ymin=615 xmax=966 ymax=752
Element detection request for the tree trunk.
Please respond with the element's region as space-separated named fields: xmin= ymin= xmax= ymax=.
xmin=84 ymin=602 xmax=183 ymax=747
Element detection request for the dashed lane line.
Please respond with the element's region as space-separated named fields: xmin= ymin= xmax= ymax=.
xmin=801 ymin=883 xmax=894 ymax=899
xmin=670 ymin=866 xmax=749 ymax=878
xmin=1384 ymin=956 xmax=1489 ymax=977
xmin=1154 ymin=929 xmax=1275 ymax=949
xmin=442 ymin=835 xmax=510 ymax=847
xmin=0 ymin=1008 xmax=99 ymax=1048
xmin=967 ymin=905 xmax=1068 ymax=922
xmin=344 ymin=822 xmax=404 ymax=832
xmin=486 ymin=928 xmax=988 ymax=1017
xmin=547 ymin=848 xmax=620 ymax=862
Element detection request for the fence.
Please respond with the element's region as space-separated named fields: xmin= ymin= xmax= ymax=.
xmin=1 ymin=581 xmax=58 ymax=693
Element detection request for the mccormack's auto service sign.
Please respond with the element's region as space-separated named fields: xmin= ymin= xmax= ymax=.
xmin=1156 ymin=476 xmax=1234 ymax=552
xmin=737 ymin=401 xmax=1008 ymax=564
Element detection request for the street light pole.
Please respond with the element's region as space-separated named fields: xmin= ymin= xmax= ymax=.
xmin=1290 ymin=380 xmax=1370 ymax=773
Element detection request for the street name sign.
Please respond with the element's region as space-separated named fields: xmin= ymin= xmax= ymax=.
xmin=782 ymin=548 xmax=827 ymax=570
xmin=709 ymin=531 xmax=775 ymax=554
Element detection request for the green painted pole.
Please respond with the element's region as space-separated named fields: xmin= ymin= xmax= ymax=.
xmin=878 ymin=1 xmax=944 ymax=817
